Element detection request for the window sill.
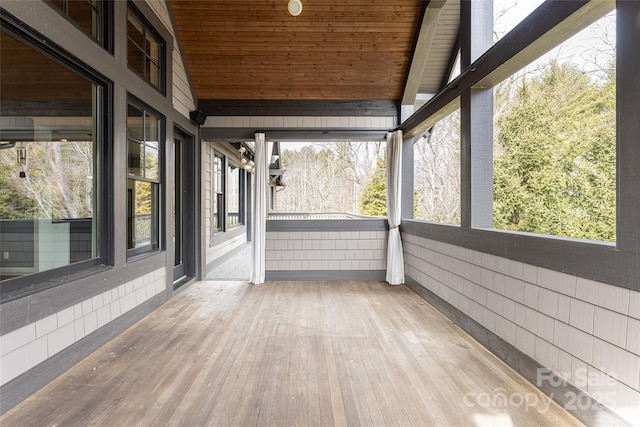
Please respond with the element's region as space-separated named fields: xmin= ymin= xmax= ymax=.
xmin=1 ymin=262 xmax=112 ymax=304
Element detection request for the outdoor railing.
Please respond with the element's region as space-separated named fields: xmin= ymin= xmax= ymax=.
xmin=268 ymin=212 xmax=380 ymax=220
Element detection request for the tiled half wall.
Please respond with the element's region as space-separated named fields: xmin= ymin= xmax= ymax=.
xmin=0 ymin=268 xmax=166 ymax=386
xmin=403 ymin=233 xmax=640 ymax=425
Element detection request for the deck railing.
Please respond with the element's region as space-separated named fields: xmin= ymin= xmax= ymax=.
xmin=268 ymin=212 xmax=381 ymax=220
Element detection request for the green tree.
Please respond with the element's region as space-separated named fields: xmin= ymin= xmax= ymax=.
xmin=359 ymin=158 xmax=387 ymax=217
xmin=0 ymin=161 xmax=36 ymax=219
xmin=493 ymin=62 xmax=616 ymax=241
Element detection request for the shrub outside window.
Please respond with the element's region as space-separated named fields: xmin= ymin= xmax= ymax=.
xmin=492 ymin=11 xmax=616 ymax=241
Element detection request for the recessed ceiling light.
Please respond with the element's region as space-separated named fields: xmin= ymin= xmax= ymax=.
xmin=288 ymin=0 xmax=302 ymax=17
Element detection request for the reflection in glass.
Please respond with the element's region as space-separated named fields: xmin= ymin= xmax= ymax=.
xmin=68 ymin=1 xmax=98 ymax=38
xmin=127 ymin=5 xmax=162 ymax=90
xmin=144 ymin=146 xmax=159 ymax=180
xmin=145 ymin=112 xmax=158 ymax=142
xmin=212 ymin=155 xmax=223 ymax=232
xmin=127 ymin=180 xmax=158 ymax=250
xmin=127 ymin=105 xmax=160 ymax=181
xmin=126 ymin=102 xmax=162 ymax=256
xmin=0 ymin=29 xmax=98 ymax=282
xmin=127 ymin=11 xmax=144 ymax=49
xmin=50 ymin=0 xmax=101 ymax=41
xmin=127 ymin=140 xmax=143 ymax=177
xmin=227 ymin=165 xmax=240 ymax=228
xmin=127 ymin=103 xmax=144 ymax=142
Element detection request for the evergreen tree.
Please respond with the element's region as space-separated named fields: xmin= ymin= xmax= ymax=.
xmin=359 ymin=158 xmax=387 ymax=217
xmin=493 ymin=61 xmax=616 ymax=241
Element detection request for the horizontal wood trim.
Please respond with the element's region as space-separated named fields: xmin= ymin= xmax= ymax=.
xmin=199 ymin=100 xmax=397 ymax=117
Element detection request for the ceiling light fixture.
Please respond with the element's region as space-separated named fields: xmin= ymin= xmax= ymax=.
xmin=288 ymin=0 xmax=302 ymax=16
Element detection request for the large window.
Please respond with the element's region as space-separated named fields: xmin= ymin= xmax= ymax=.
xmin=274 ymin=141 xmax=386 ymax=217
xmin=414 ymin=106 xmax=461 ymax=225
xmin=49 ymin=0 xmax=109 ymax=47
xmin=492 ymin=11 xmax=616 ymax=241
xmin=0 ymin=25 xmax=106 ymax=291
xmin=212 ymin=153 xmax=224 ymax=233
xmin=127 ymin=102 xmax=162 ymax=257
xmin=127 ymin=3 xmax=163 ymax=92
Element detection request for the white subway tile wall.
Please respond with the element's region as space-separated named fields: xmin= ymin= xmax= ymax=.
xmin=403 ymin=233 xmax=640 ymax=424
xmin=265 ymin=231 xmax=387 ymax=271
xmin=0 ymin=268 xmax=166 ymax=386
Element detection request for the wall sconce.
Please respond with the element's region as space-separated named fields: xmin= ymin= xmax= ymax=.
xmin=288 ymin=0 xmax=302 ymax=16
xmin=239 ymin=143 xmax=253 ymax=172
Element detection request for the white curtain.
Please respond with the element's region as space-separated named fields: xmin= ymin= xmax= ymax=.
xmin=250 ymin=133 xmax=268 ymax=284
xmin=386 ymin=130 xmax=405 ymax=285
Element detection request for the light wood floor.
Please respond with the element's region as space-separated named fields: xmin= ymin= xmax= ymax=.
xmin=206 ymin=243 xmax=251 ymax=280
xmin=1 ymin=281 xmax=582 ymax=427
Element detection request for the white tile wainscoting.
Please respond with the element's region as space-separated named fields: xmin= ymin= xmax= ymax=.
xmin=0 ymin=268 xmax=166 ymax=386
xmin=265 ymin=231 xmax=387 ymax=272
xmin=403 ymin=233 xmax=640 ymax=425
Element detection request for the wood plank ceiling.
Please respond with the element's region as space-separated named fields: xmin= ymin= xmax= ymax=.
xmin=171 ymin=1 xmax=425 ymax=101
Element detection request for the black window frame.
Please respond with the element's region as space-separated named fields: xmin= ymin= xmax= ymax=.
xmin=0 ymin=10 xmax=112 ymax=303
xmin=211 ymin=151 xmax=225 ymax=237
xmin=226 ymin=163 xmax=243 ymax=229
xmin=126 ymin=1 xmax=165 ymax=94
xmin=46 ymin=0 xmax=113 ymax=52
xmin=126 ymin=97 xmax=164 ymax=259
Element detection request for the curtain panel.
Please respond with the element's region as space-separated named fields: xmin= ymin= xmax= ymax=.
xmin=250 ymin=133 xmax=267 ymax=284
xmin=386 ymin=130 xmax=405 ymax=285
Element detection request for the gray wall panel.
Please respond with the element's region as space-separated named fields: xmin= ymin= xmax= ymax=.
xmin=265 ymin=270 xmax=386 ymax=281
xmin=401 ymin=221 xmax=639 ymax=291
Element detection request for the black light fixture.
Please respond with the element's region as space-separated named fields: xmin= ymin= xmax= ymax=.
xmin=189 ymin=109 xmax=207 ymax=126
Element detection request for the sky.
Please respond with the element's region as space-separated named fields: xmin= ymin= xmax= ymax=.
xmin=494 ymin=0 xmax=616 ymax=79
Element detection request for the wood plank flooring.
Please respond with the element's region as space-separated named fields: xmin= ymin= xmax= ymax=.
xmin=0 ymin=281 xmax=583 ymax=426
xmin=206 ymin=243 xmax=251 ymax=280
